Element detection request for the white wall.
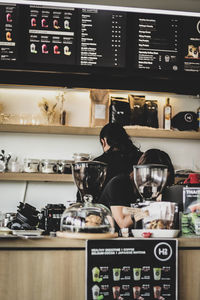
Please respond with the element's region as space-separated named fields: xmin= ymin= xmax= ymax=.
xmin=0 ymin=85 xmax=200 ymax=213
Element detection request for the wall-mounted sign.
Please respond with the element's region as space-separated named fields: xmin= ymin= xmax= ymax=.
xmin=0 ymin=3 xmax=18 ymax=62
xmin=24 ymin=4 xmax=77 ymax=65
xmin=86 ymin=239 xmax=178 ymax=300
xmin=78 ymin=9 xmax=126 ymax=67
xmin=0 ymin=1 xmax=200 ymax=91
xmin=183 ymin=16 xmax=200 ymax=73
xmin=133 ymin=13 xmax=181 ymax=72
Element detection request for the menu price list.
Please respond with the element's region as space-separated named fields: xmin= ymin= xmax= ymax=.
xmin=79 ymin=9 xmax=126 ymax=67
xmin=25 ymin=5 xmax=77 ymax=65
xmin=183 ymin=16 xmax=200 ymax=73
xmin=87 ymin=239 xmax=177 ymax=300
xmin=0 ymin=3 xmax=18 ymax=63
xmin=135 ymin=14 xmax=180 ymax=72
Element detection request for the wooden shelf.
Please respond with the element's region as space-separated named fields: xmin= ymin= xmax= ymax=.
xmin=0 ymin=124 xmax=200 ymax=139
xmin=0 ymin=172 xmax=74 ymax=182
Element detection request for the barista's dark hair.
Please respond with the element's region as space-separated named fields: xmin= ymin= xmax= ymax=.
xmin=137 ymin=148 xmax=175 ymax=186
xmin=99 ymin=122 xmax=142 ymax=163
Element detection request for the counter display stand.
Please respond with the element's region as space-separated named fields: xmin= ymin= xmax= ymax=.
xmin=56 ymin=231 xmax=118 ymax=239
xmin=0 ymin=236 xmax=199 ymax=300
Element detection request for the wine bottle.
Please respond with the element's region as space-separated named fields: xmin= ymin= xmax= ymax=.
xmin=163 ymin=98 xmax=172 ymax=130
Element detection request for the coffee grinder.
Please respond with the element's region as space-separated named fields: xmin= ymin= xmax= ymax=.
xmin=133 ymin=164 xmax=168 ymax=202
xmin=59 ymin=161 xmax=116 ymax=236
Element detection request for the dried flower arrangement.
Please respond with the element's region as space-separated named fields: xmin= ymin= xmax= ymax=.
xmin=38 ymin=89 xmax=67 ymax=125
xmin=56 ymin=89 xmax=67 ymax=113
xmin=38 ymin=98 xmax=57 ymax=124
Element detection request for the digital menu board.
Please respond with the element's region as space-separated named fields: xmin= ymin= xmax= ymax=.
xmin=0 ymin=3 xmax=18 ymax=63
xmin=23 ymin=5 xmax=127 ymax=69
xmin=79 ymin=8 xmax=126 ymax=67
xmin=87 ymin=239 xmax=178 ymax=300
xmin=133 ymin=13 xmax=181 ymax=72
xmin=0 ymin=0 xmax=200 ymax=89
xmin=183 ymin=16 xmax=200 ymax=73
xmin=24 ymin=5 xmax=77 ymax=65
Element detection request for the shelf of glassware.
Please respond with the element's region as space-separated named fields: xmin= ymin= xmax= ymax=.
xmin=0 ymin=172 xmax=74 ymax=182
xmin=0 ymin=124 xmax=200 ymax=139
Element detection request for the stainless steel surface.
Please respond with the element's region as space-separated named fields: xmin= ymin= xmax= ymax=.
xmin=72 ymin=161 xmax=107 ymax=202
xmin=133 ymin=164 xmax=168 ymax=200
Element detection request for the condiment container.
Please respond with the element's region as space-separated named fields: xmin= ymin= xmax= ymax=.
xmin=8 ymin=160 xmax=22 ymax=172
xmin=73 ymin=153 xmax=91 ymax=162
xmin=57 ymin=160 xmax=74 ymax=174
xmin=23 ymin=159 xmax=40 ymax=173
xmin=0 ymin=161 xmax=6 ymax=172
xmin=40 ymin=159 xmax=57 ymax=174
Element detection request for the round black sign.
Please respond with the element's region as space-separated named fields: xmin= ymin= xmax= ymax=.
xmin=154 ymin=242 xmax=173 ymax=261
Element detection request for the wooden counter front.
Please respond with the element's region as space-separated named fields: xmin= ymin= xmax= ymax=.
xmin=0 ymin=236 xmax=199 ymax=300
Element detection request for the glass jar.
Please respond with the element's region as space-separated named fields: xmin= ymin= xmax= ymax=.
xmin=57 ymin=160 xmax=74 ymax=174
xmin=23 ymin=159 xmax=40 ymax=173
xmin=40 ymin=159 xmax=58 ymax=174
xmin=73 ymin=153 xmax=91 ymax=162
xmin=0 ymin=161 xmax=6 ymax=172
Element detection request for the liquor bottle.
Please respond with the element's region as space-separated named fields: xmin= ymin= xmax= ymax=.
xmin=197 ymin=106 xmax=200 ymax=132
xmin=163 ymin=98 xmax=172 ymax=130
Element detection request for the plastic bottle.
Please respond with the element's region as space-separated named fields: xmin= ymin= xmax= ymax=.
xmin=197 ymin=106 xmax=200 ymax=132
xmin=163 ymin=98 xmax=172 ymax=130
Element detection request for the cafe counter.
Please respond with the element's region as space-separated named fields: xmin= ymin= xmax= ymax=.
xmin=0 ymin=236 xmax=199 ymax=300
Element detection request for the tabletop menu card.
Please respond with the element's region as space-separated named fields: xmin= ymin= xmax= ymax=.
xmin=86 ymin=239 xmax=178 ymax=300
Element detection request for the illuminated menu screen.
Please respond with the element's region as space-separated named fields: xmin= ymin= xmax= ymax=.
xmin=79 ymin=9 xmax=126 ymax=67
xmin=134 ymin=14 xmax=181 ymax=72
xmin=25 ymin=5 xmax=77 ymax=65
xmin=183 ymin=16 xmax=200 ymax=73
xmin=0 ymin=3 xmax=18 ymax=63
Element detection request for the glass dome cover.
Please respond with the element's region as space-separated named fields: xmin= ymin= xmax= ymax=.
xmin=60 ymin=161 xmax=115 ymax=233
xmin=60 ymin=195 xmax=115 ymax=233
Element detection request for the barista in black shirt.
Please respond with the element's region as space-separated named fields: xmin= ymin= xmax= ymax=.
xmin=99 ymin=173 xmax=140 ymax=232
xmin=77 ymin=123 xmax=143 ymax=203
xmin=99 ymin=148 xmax=175 ymax=232
xmin=94 ymin=123 xmax=143 ymax=187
